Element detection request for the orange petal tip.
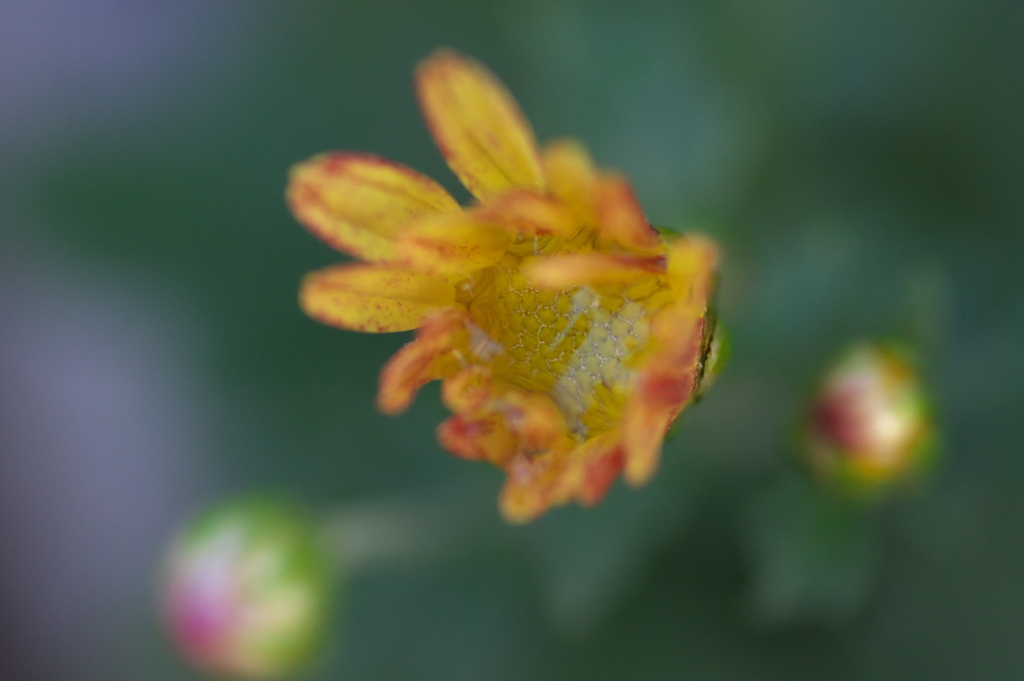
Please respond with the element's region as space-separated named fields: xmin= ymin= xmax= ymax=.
xmin=377 ymin=309 xmax=468 ymax=414
xmin=595 ymin=175 xmax=661 ymax=254
xmin=416 ymin=49 xmax=544 ymax=200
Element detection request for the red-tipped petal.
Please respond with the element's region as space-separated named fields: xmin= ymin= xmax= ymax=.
xmin=416 ymin=49 xmax=544 ymax=200
xmin=437 ymin=413 xmax=518 ymax=466
xmin=288 ymin=153 xmax=459 ymax=262
xmin=595 ymin=175 xmax=661 ymax=254
xmin=498 ymin=451 xmax=571 ymax=524
xmin=377 ymin=309 xmax=468 ymax=414
xmin=622 ymin=310 xmax=706 ymax=485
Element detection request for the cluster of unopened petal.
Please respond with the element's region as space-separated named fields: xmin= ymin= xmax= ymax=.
xmin=288 ymin=49 xmax=720 ymax=522
xmin=805 ymin=343 xmax=934 ymax=490
xmin=161 ymin=500 xmax=331 ymax=679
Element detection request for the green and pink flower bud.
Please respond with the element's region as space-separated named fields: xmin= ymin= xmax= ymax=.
xmin=160 ymin=498 xmax=334 ymax=679
xmin=804 ymin=343 xmax=935 ymax=492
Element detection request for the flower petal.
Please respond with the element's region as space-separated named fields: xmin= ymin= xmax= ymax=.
xmin=569 ymin=434 xmax=625 ymax=506
xmin=397 ymin=213 xmax=510 ymax=274
xmin=499 ymin=451 xmax=571 ymax=524
xmin=666 ymin=234 xmax=719 ymax=309
xmin=542 ymin=138 xmax=600 ymax=227
xmin=377 ymin=309 xmax=468 ymax=414
xmin=498 ymin=433 xmax=624 ymax=523
xmin=595 ymin=175 xmax=661 ymax=254
xmin=437 ymin=367 xmax=520 ymax=466
xmin=300 ymin=263 xmax=457 ymax=333
xmin=288 ymin=153 xmax=459 ymax=262
xmin=416 ymin=49 xmax=544 ymax=200
xmin=622 ymin=308 xmax=706 ymax=485
xmin=527 ymin=252 xmax=665 ymax=289
xmin=441 ymin=365 xmax=493 ymax=414
xmin=471 ymin=189 xmax=578 ymax=238
xmin=497 ymin=389 xmax=568 ymax=454
xmin=437 ymin=413 xmax=518 ymax=465
xmin=621 ymin=235 xmax=719 ymax=483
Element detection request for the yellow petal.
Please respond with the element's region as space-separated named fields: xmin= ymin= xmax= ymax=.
xmin=416 ymin=49 xmax=544 ymax=200
xmin=527 ymin=252 xmax=665 ymax=289
xmin=441 ymin=365 xmax=493 ymax=414
xmin=622 ymin=308 xmax=705 ymax=485
xmin=595 ymin=175 xmax=662 ymax=254
xmin=567 ymin=434 xmax=624 ymax=506
xmin=542 ymin=138 xmax=599 ymax=226
xmin=621 ymin=405 xmax=673 ymax=487
xmin=499 ymin=451 xmax=571 ymax=524
xmin=666 ymin=234 xmax=719 ymax=310
xmin=471 ymin=189 xmax=578 ymax=238
xmin=498 ymin=433 xmax=626 ymax=522
xmin=496 ymin=389 xmax=568 ymax=453
xmin=288 ymin=153 xmax=459 ymax=262
xmin=437 ymin=413 xmax=519 ymax=466
xmin=299 ymin=263 xmax=457 ymax=333
xmin=377 ymin=309 xmax=468 ymax=414
xmin=397 ymin=213 xmax=510 ymax=274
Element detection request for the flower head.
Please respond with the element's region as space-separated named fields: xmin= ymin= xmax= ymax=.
xmin=804 ymin=342 xmax=935 ymax=492
xmin=161 ymin=499 xmax=333 ymax=679
xmin=288 ymin=49 xmax=723 ymax=522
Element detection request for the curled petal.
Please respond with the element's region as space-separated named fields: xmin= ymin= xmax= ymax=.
xmin=622 ymin=309 xmax=706 ymax=485
xmin=621 ymin=405 xmax=673 ymax=488
xmin=666 ymin=235 xmax=720 ymax=310
xmin=595 ymin=175 xmax=661 ymax=254
xmin=527 ymin=252 xmax=665 ymax=289
xmin=472 ymin=190 xmax=578 ymax=238
xmin=397 ymin=213 xmax=510 ymax=274
xmin=441 ymin=365 xmax=493 ymax=414
xmin=288 ymin=153 xmax=459 ymax=262
xmin=499 ymin=451 xmax=571 ymax=524
xmin=618 ymin=236 xmax=716 ymax=481
xmin=439 ymin=374 xmax=567 ymax=458
xmin=300 ymin=264 xmax=457 ymax=333
xmin=416 ymin=49 xmax=544 ymax=200
xmin=438 ymin=367 xmax=518 ymax=466
xmin=497 ymin=390 xmax=568 ymax=454
xmin=378 ymin=309 xmax=469 ymax=414
xmin=437 ymin=413 xmax=518 ymax=466
xmin=498 ymin=434 xmax=624 ymax=522
xmin=542 ymin=138 xmax=599 ymax=226
xmin=569 ymin=434 xmax=625 ymax=506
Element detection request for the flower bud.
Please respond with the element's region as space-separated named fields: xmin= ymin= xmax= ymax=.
xmin=160 ymin=498 xmax=334 ymax=679
xmin=804 ymin=343 xmax=935 ymax=491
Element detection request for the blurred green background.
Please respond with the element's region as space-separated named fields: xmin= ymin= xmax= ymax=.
xmin=1 ymin=0 xmax=1022 ymax=679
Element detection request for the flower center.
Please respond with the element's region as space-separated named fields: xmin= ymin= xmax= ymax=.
xmin=461 ymin=252 xmax=670 ymax=440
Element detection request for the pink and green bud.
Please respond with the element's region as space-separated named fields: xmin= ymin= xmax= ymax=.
xmin=804 ymin=343 xmax=935 ymax=492
xmin=160 ymin=498 xmax=334 ymax=679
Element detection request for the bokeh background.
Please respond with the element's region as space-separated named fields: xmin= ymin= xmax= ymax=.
xmin=2 ymin=0 xmax=1022 ymax=679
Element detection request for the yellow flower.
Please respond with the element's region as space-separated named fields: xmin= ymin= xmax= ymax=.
xmin=288 ymin=49 xmax=723 ymax=522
